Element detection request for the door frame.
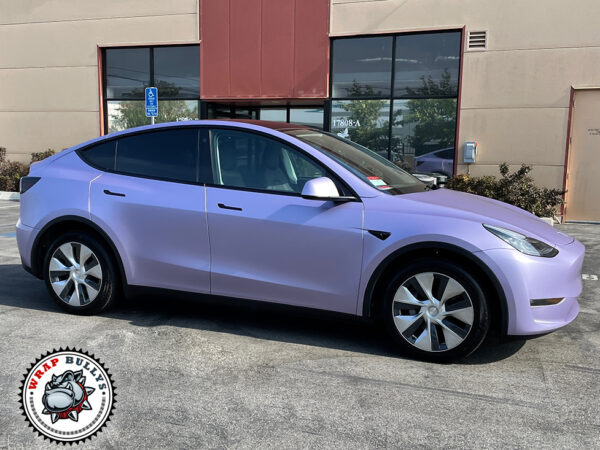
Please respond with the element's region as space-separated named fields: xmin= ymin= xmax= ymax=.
xmin=562 ymin=86 xmax=600 ymax=222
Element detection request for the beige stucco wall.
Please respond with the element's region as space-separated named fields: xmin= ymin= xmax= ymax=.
xmin=331 ymin=0 xmax=600 ymax=188
xmin=0 ymin=0 xmax=199 ymax=163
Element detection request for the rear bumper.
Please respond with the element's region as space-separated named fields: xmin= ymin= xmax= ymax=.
xmin=477 ymin=238 xmax=584 ymax=336
xmin=16 ymin=219 xmax=39 ymax=277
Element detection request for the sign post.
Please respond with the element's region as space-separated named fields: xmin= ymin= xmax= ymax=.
xmin=145 ymin=87 xmax=158 ymax=125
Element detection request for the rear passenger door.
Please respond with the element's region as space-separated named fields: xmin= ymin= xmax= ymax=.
xmin=87 ymin=127 xmax=212 ymax=294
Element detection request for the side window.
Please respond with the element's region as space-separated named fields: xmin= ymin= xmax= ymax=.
xmin=79 ymin=140 xmax=116 ymax=170
xmin=210 ymin=130 xmax=328 ymax=194
xmin=116 ymin=129 xmax=199 ymax=183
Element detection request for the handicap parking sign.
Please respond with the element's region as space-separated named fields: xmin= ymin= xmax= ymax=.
xmin=145 ymin=87 xmax=158 ymax=117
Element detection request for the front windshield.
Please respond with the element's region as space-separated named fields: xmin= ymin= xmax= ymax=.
xmin=283 ymin=129 xmax=426 ymax=195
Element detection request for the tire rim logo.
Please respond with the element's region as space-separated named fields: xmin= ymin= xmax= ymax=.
xmin=19 ymin=348 xmax=115 ymax=444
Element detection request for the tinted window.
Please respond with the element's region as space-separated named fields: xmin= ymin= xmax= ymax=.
xmin=116 ymin=129 xmax=199 ymax=182
xmin=210 ymin=130 xmax=327 ymax=194
xmin=154 ymin=46 xmax=200 ymax=98
xmin=331 ymin=37 xmax=393 ymax=98
xmin=394 ymin=32 xmax=461 ymax=98
xmin=80 ymin=141 xmax=116 ymax=170
xmin=289 ymin=107 xmax=324 ymax=129
xmin=106 ymin=48 xmax=150 ymax=99
xmin=330 ymin=99 xmax=391 ymax=159
xmin=107 ymin=100 xmax=199 ymax=133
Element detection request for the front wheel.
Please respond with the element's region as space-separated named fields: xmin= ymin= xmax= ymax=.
xmin=43 ymin=232 xmax=119 ymax=315
xmin=382 ymin=258 xmax=489 ymax=362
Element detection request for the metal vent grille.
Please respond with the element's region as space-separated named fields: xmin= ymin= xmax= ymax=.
xmin=468 ymin=31 xmax=487 ymax=50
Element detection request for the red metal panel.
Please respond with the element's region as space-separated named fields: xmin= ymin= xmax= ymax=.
xmin=229 ymin=0 xmax=262 ymax=97
xmin=293 ymin=0 xmax=329 ymax=98
xmin=200 ymin=0 xmax=329 ymax=99
xmin=200 ymin=0 xmax=231 ymax=98
xmin=261 ymin=0 xmax=295 ymax=97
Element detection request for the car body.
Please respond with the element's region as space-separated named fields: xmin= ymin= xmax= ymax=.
xmin=16 ymin=120 xmax=584 ymax=361
xmin=414 ymin=147 xmax=454 ymax=177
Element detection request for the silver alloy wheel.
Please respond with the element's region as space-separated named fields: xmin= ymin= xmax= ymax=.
xmin=392 ymin=272 xmax=474 ymax=352
xmin=48 ymin=242 xmax=103 ymax=306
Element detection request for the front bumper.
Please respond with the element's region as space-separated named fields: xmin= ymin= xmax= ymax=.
xmin=477 ymin=238 xmax=584 ymax=336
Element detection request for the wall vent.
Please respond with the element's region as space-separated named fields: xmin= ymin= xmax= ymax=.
xmin=467 ymin=31 xmax=487 ymax=50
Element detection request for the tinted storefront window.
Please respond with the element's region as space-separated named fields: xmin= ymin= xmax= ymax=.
xmin=394 ymin=32 xmax=461 ymax=98
xmin=289 ymin=107 xmax=324 ymax=128
xmin=106 ymin=48 xmax=150 ymax=99
xmin=331 ymin=36 xmax=393 ymax=98
xmin=154 ymin=46 xmax=200 ymax=98
xmin=206 ymin=105 xmax=324 ymax=129
xmin=104 ymin=45 xmax=200 ymax=133
xmin=391 ymin=99 xmax=457 ymax=176
xmin=330 ymin=31 xmax=461 ymax=176
xmin=330 ymin=100 xmax=390 ymax=159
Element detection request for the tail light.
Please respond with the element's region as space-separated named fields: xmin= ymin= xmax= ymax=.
xmin=20 ymin=176 xmax=40 ymax=194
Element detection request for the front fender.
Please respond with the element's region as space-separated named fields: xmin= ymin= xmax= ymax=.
xmin=357 ymin=237 xmax=510 ymax=335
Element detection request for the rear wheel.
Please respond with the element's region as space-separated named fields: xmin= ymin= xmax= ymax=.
xmin=382 ymin=258 xmax=489 ymax=362
xmin=43 ymin=232 xmax=119 ymax=315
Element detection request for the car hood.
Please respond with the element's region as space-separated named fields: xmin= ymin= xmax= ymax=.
xmin=396 ymin=189 xmax=573 ymax=246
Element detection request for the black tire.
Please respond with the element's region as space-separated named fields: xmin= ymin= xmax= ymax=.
xmin=382 ymin=258 xmax=489 ymax=363
xmin=43 ymin=231 xmax=119 ymax=315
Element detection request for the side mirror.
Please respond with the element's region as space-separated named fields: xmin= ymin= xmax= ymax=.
xmin=301 ymin=177 xmax=356 ymax=202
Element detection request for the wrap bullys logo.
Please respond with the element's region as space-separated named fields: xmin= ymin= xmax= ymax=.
xmin=19 ymin=348 xmax=115 ymax=444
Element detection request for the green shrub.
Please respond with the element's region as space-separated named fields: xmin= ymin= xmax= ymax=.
xmin=448 ymin=163 xmax=565 ymax=217
xmin=31 ymin=149 xmax=55 ymax=163
xmin=0 ymin=147 xmax=56 ymax=192
xmin=0 ymin=147 xmax=29 ymax=192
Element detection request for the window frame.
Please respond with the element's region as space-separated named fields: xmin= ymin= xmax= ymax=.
xmin=204 ymin=126 xmax=360 ymax=199
xmin=76 ymin=125 xmax=360 ymax=200
xmin=76 ymin=126 xmax=210 ymax=186
xmin=328 ymin=29 xmax=463 ymax=166
xmin=205 ymin=104 xmax=326 ymax=129
xmin=102 ymin=44 xmax=201 ymax=134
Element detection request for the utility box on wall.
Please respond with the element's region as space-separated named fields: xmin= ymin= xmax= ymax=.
xmin=464 ymin=141 xmax=477 ymax=163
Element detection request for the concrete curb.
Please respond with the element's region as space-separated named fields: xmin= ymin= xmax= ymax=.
xmin=0 ymin=191 xmax=19 ymax=201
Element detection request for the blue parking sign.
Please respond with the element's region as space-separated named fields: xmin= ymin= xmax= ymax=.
xmin=145 ymin=87 xmax=158 ymax=117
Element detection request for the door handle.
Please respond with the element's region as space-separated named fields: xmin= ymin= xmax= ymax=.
xmin=103 ymin=189 xmax=126 ymax=197
xmin=217 ymin=203 xmax=242 ymax=211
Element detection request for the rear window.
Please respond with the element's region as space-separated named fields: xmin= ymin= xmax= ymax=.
xmin=79 ymin=141 xmax=116 ymax=170
xmin=116 ymin=129 xmax=199 ymax=183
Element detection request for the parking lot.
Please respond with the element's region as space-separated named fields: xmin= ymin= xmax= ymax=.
xmin=0 ymin=199 xmax=598 ymax=448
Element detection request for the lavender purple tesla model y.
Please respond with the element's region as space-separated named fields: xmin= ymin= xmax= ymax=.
xmin=16 ymin=120 xmax=584 ymax=361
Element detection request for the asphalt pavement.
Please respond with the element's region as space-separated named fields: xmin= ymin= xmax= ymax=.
xmin=0 ymin=199 xmax=598 ymax=448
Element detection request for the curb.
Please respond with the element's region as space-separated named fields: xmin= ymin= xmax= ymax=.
xmin=0 ymin=191 xmax=20 ymax=201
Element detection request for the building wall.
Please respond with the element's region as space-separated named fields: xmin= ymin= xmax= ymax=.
xmin=330 ymin=0 xmax=600 ymax=188
xmin=0 ymin=0 xmax=199 ymax=163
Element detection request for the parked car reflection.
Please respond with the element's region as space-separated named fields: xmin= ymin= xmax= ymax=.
xmin=414 ymin=147 xmax=454 ymax=177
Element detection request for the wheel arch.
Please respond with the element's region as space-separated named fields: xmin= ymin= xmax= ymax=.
xmin=361 ymin=242 xmax=508 ymax=335
xmin=30 ymin=215 xmax=127 ymax=288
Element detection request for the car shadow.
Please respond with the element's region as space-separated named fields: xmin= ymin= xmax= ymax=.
xmin=0 ymin=263 xmax=525 ymax=364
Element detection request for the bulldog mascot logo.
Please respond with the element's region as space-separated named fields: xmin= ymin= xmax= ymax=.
xmin=20 ymin=348 xmax=115 ymax=444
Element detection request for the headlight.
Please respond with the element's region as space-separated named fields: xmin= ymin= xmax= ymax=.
xmin=483 ymin=224 xmax=558 ymax=257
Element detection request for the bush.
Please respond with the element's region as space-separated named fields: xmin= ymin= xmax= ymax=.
xmin=0 ymin=147 xmax=56 ymax=192
xmin=31 ymin=149 xmax=55 ymax=163
xmin=448 ymin=163 xmax=565 ymax=217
